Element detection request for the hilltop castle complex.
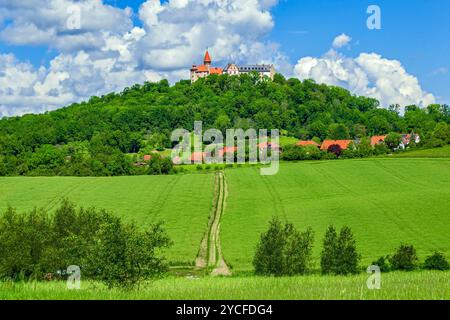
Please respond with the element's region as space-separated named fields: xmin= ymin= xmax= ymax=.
xmin=190 ymin=50 xmax=276 ymax=83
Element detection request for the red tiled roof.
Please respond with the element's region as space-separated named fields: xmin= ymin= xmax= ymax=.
xmin=258 ymin=142 xmax=280 ymax=149
xmin=196 ymin=65 xmax=209 ymax=72
xmin=209 ymin=67 xmax=223 ymax=75
xmin=370 ymin=135 xmax=387 ymax=146
xmin=296 ymin=140 xmax=320 ymax=147
xmin=218 ymin=146 xmax=237 ymax=156
xmin=204 ymin=50 xmax=212 ymax=64
xmin=190 ymin=152 xmax=205 ymax=162
xmin=143 ymin=155 xmax=152 ymax=161
xmin=320 ymin=140 xmax=353 ymax=150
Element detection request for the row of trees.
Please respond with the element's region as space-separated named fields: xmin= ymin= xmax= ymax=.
xmin=0 ymin=200 xmax=171 ymax=289
xmin=253 ymin=217 xmax=449 ymax=276
xmin=1 ymin=74 xmax=449 ymax=176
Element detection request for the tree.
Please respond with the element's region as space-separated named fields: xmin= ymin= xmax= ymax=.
xmin=385 ymin=132 xmax=402 ymax=150
xmin=321 ymin=225 xmax=338 ymax=274
xmin=253 ymin=217 xmax=315 ymax=276
xmin=321 ymin=225 xmax=360 ymax=275
xmin=334 ymin=226 xmax=360 ymax=275
xmin=389 ymin=244 xmax=418 ymax=271
xmin=423 ymin=252 xmax=449 ymax=271
xmin=327 ymin=123 xmax=350 ymax=140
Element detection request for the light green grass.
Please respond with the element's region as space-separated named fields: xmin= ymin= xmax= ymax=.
xmin=392 ymin=145 xmax=450 ymax=158
xmin=0 ymin=174 xmax=215 ymax=265
xmin=1 ymin=271 xmax=448 ymax=300
xmin=222 ymin=158 xmax=450 ymax=272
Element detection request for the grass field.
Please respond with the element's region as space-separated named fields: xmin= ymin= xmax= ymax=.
xmin=1 ymin=271 xmax=448 ymax=300
xmin=222 ymin=158 xmax=450 ymax=271
xmin=0 ymin=174 xmax=215 ymax=265
xmin=392 ymin=145 xmax=450 ymax=158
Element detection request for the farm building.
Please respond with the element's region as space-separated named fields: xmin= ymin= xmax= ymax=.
xmin=371 ymin=135 xmax=387 ymax=146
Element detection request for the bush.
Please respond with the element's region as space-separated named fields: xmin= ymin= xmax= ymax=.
xmin=372 ymin=255 xmax=391 ymax=272
xmin=253 ymin=217 xmax=314 ymax=276
xmin=321 ymin=225 xmax=360 ymax=275
xmin=423 ymin=252 xmax=449 ymax=271
xmin=389 ymin=244 xmax=418 ymax=271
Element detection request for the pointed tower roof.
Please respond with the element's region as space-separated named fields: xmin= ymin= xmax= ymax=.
xmin=204 ymin=50 xmax=212 ymax=64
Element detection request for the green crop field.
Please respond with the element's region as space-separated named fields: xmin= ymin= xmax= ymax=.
xmin=0 ymin=174 xmax=215 ymax=265
xmin=1 ymin=271 xmax=448 ymax=300
xmin=222 ymin=158 xmax=450 ymax=271
xmin=392 ymin=145 xmax=450 ymax=158
xmin=1 ymin=157 xmax=450 ymax=300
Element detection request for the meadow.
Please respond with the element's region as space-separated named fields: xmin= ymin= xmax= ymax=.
xmin=0 ymin=174 xmax=215 ymax=265
xmin=222 ymin=158 xmax=450 ymax=271
xmin=1 ymin=271 xmax=448 ymax=300
xmin=392 ymin=145 xmax=450 ymax=158
xmin=1 ymin=158 xmax=450 ymax=300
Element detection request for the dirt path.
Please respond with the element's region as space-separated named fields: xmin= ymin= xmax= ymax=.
xmin=195 ymin=171 xmax=231 ymax=276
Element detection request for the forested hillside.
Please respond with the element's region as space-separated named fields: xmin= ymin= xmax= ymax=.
xmin=1 ymin=73 xmax=449 ymax=176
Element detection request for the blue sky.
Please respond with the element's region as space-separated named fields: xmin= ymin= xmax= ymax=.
xmin=0 ymin=0 xmax=448 ymax=117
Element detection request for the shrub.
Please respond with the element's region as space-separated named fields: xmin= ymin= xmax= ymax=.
xmin=321 ymin=225 xmax=360 ymax=275
xmin=253 ymin=217 xmax=314 ymax=276
xmin=423 ymin=252 xmax=449 ymax=271
xmin=389 ymin=244 xmax=418 ymax=271
xmin=372 ymin=255 xmax=391 ymax=272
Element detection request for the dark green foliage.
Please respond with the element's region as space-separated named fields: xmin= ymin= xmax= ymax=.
xmin=423 ymin=252 xmax=449 ymax=271
xmin=389 ymin=244 xmax=418 ymax=271
xmin=321 ymin=225 xmax=360 ymax=275
xmin=0 ymin=200 xmax=171 ymax=288
xmin=253 ymin=217 xmax=314 ymax=276
xmin=385 ymin=133 xmax=403 ymax=150
xmin=1 ymin=75 xmax=448 ymax=177
xmin=320 ymin=226 xmax=338 ymax=275
xmin=372 ymin=256 xmax=391 ymax=272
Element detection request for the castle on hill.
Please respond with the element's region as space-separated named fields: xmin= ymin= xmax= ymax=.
xmin=190 ymin=50 xmax=276 ymax=83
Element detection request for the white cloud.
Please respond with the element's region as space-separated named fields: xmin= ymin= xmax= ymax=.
xmin=332 ymin=33 xmax=351 ymax=49
xmin=294 ymin=39 xmax=435 ymax=109
xmin=0 ymin=0 xmax=290 ymax=117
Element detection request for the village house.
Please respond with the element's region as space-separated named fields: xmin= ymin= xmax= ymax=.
xmin=320 ymin=140 xmax=354 ymax=152
xmin=190 ymin=50 xmax=276 ymax=83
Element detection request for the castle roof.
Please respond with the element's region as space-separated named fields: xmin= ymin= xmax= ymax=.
xmin=204 ymin=50 xmax=212 ymax=64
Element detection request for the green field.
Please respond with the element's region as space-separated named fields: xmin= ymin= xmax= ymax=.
xmin=1 ymin=157 xmax=450 ymax=300
xmin=0 ymin=174 xmax=215 ymax=265
xmin=1 ymin=272 xmax=448 ymax=300
xmin=392 ymin=145 xmax=450 ymax=158
xmin=222 ymin=159 xmax=450 ymax=271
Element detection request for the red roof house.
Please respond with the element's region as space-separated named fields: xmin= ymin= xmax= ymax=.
xmin=143 ymin=155 xmax=152 ymax=162
xmin=370 ymin=135 xmax=387 ymax=146
xmin=320 ymin=140 xmax=353 ymax=151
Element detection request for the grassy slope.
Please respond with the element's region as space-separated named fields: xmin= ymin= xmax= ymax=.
xmin=1 ymin=272 xmax=448 ymax=300
xmin=392 ymin=145 xmax=450 ymax=158
xmin=0 ymin=174 xmax=215 ymax=265
xmin=222 ymin=159 xmax=450 ymax=271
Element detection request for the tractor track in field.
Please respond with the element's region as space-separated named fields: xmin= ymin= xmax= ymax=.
xmin=196 ymin=171 xmax=231 ymax=276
